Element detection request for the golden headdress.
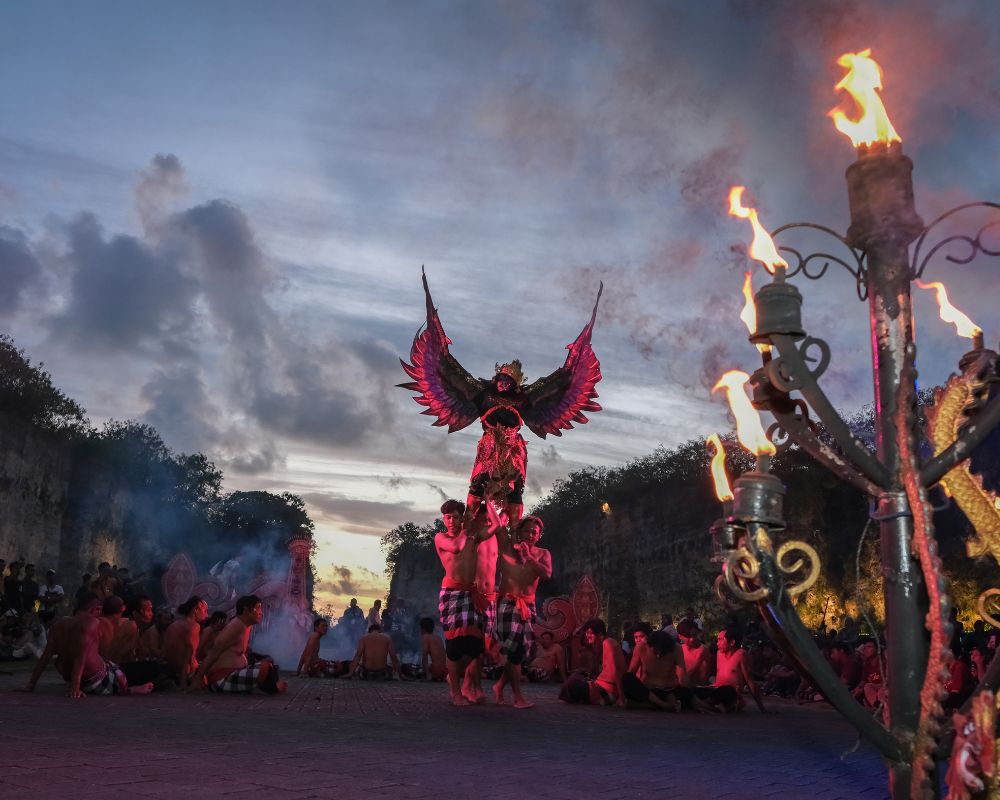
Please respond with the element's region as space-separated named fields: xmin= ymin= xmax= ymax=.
xmin=494 ymin=360 xmax=525 ymax=386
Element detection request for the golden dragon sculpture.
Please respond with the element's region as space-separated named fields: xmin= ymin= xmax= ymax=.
xmin=926 ymin=351 xmax=1000 ymax=800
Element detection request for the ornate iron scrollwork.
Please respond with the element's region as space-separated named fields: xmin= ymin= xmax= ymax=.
xmin=911 ymin=201 xmax=1000 ymax=279
xmin=771 ymin=222 xmax=869 ymax=300
xmin=775 ymin=540 xmax=822 ymax=599
xmin=764 ymin=336 xmax=832 ymax=393
xmin=977 ymin=588 xmax=1000 ymax=628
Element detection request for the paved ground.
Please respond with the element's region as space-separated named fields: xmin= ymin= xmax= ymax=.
xmin=0 ymin=666 xmax=889 ymax=800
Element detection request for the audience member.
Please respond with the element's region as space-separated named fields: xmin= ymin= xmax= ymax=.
xmin=39 ymin=570 xmax=65 ymax=626
xmin=4 ymin=562 xmax=24 ymax=615
xmin=21 ymin=563 xmax=39 ymax=612
xmin=854 ymin=639 xmax=884 ymax=708
xmin=367 ymin=599 xmax=382 ymax=628
xmin=659 ymin=613 xmax=678 ymax=640
xmin=12 ymin=610 xmax=47 ymax=659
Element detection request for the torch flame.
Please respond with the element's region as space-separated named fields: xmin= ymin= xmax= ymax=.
xmin=728 ymin=186 xmax=788 ymax=274
xmin=706 ymin=433 xmax=734 ymax=502
xmin=713 ymin=370 xmax=777 ymax=457
xmin=915 ymin=279 xmax=982 ymax=339
xmin=830 ymin=49 xmax=901 ymax=148
xmin=740 ymin=271 xmax=771 ymax=354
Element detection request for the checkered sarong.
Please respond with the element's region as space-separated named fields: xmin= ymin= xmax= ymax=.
xmin=438 ymin=586 xmax=484 ymax=639
xmin=83 ymin=661 xmax=124 ymax=695
xmin=481 ymin=596 xmax=498 ymax=641
xmin=208 ymin=665 xmax=260 ymax=693
xmin=496 ymin=596 xmax=536 ymax=663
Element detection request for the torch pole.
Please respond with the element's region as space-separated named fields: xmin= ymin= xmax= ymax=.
xmin=846 ymin=145 xmax=929 ymax=797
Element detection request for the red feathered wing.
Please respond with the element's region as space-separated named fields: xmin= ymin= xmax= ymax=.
xmin=522 ymin=284 xmax=604 ymax=438
xmin=398 ymin=269 xmax=484 ymax=433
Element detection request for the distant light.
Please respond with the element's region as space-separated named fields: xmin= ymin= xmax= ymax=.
xmin=601 ymin=502 xmax=611 ymax=515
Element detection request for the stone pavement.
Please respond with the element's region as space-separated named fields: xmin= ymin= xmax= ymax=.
xmin=0 ymin=668 xmax=889 ymax=800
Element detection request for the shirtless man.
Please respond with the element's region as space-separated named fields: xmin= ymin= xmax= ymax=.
xmin=559 ymin=618 xmax=627 ymax=706
xmin=695 ymin=626 xmax=768 ymax=713
xmin=528 ymin=631 xmax=566 ymax=683
xmin=419 ymin=617 xmax=448 ymax=681
xmin=197 ymin=611 xmax=228 ymax=662
xmin=297 ymin=617 xmax=332 ymax=677
xmin=139 ymin=608 xmax=172 ymax=659
xmin=24 ymin=592 xmax=153 ymax=698
xmin=98 ymin=595 xmax=139 ymax=664
xmin=162 ymin=596 xmax=209 ymax=687
xmin=465 ymin=497 xmax=501 ymax=701
xmin=434 ymin=498 xmax=497 ymax=706
xmin=350 ymin=623 xmax=401 ymax=679
xmin=624 ymin=630 xmax=692 ymax=711
xmin=190 ymin=595 xmax=286 ymax=694
xmin=677 ymin=619 xmax=712 ymax=686
xmin=492 ymin=512 xmax=552 ymax=709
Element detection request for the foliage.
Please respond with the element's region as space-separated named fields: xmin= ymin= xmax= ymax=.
xmin=0 ymin=334 xmax=89 ymax=437
xmin=382 ymin=520 xmax=440 ymax=582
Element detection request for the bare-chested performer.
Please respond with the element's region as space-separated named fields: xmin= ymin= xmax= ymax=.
xmin=162 ymin=596 xmax=209 ymax=688
xmin=677 ymin=619 xmax=712 ymax=686
xmin=98 ymin=595 xmax=139 ymax=664
xmin=527 ymin=630 xmax=566 ymax=683
xmin=350 ymin=623 xmax=401 ymax=679
xmin=434 ymin=498 xmax=497 ymax=706
xmin=297 ymin=617 xmax=335 ymax=677
xmin=559 ymin=619 xmax=627 ymax=706
xmin=694 ymin=625 xmax=768 ymax=713
xmin=463 ymin=496 xmax=501 ymax=702
xmin=492 ymin=511 xmax=552 ymax=709
xmin=623 ymin=630 xmax=692 ymax=711
xmin=189 ymin=594 xmax=287 ymax=694
xmin=197 ymin=610 xmax=228 ymax=662
xmin=419 ymin=616 xmax=448 ymax=681
xmin=24 ymin=592 xmax=153 ymax=698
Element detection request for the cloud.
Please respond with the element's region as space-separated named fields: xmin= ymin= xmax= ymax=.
xmin=135 ymin=153 xmax=188 ymax=233
xmin=301 ymin=492 xmax=416 ymax=536
xmin=0 ymin=226 xmax=43 ymax=313
xmin=315 ymin=563 xmax=386 ymax=597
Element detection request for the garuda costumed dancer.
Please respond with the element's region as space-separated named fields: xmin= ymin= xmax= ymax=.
xmin=399 ymin=269 xmax=604 ymax=529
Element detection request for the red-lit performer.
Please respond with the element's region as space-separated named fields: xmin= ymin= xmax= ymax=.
xmin=399 ymin=269 xmax=604 ymax=531
xmin=491 ymin=506 xmax=552 ymax=709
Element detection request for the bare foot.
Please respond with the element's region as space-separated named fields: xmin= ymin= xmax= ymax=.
xmin=451 ymin=694 xmax=471 ymax=706
xmin=513 ymin=697 xmax=534 ymax=709
xmin=128 ymin=682 xmax=154 ymax=695
xmin=492 ymin=683 xmax=505 ymax=705
xmin=276 ymin=681 xmax=288 ymax=694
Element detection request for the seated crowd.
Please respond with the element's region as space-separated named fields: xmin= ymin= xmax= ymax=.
xmin=8 ymin=551 xmax=995 ymax=715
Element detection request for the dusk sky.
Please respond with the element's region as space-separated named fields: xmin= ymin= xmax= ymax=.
xmin=3 ymin=1 xmax=999 ymax=613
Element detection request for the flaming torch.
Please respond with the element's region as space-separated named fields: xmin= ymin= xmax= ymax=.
xmin=915 ymin=279 xmax=984 ymax=350
xmin=829 ymin=48 xmax=901 ymax=154
xmin=713 ymin=370 xmax=785 ymax=531
xmin=728 ymin=187 xmax=789 ymax=276
xmin=740 ymin=271 xmax=771 ymax=354
xmin=706 ymin=433 xmax=739 ymax=561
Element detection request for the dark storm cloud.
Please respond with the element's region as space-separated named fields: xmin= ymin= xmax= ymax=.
xmin=301 ymin=492 xmax=416 ymax=535
xmin=49 ymin=212 xmax=197 ymax=351
xmin=0 ymin=226 xmax=43 ymax=313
